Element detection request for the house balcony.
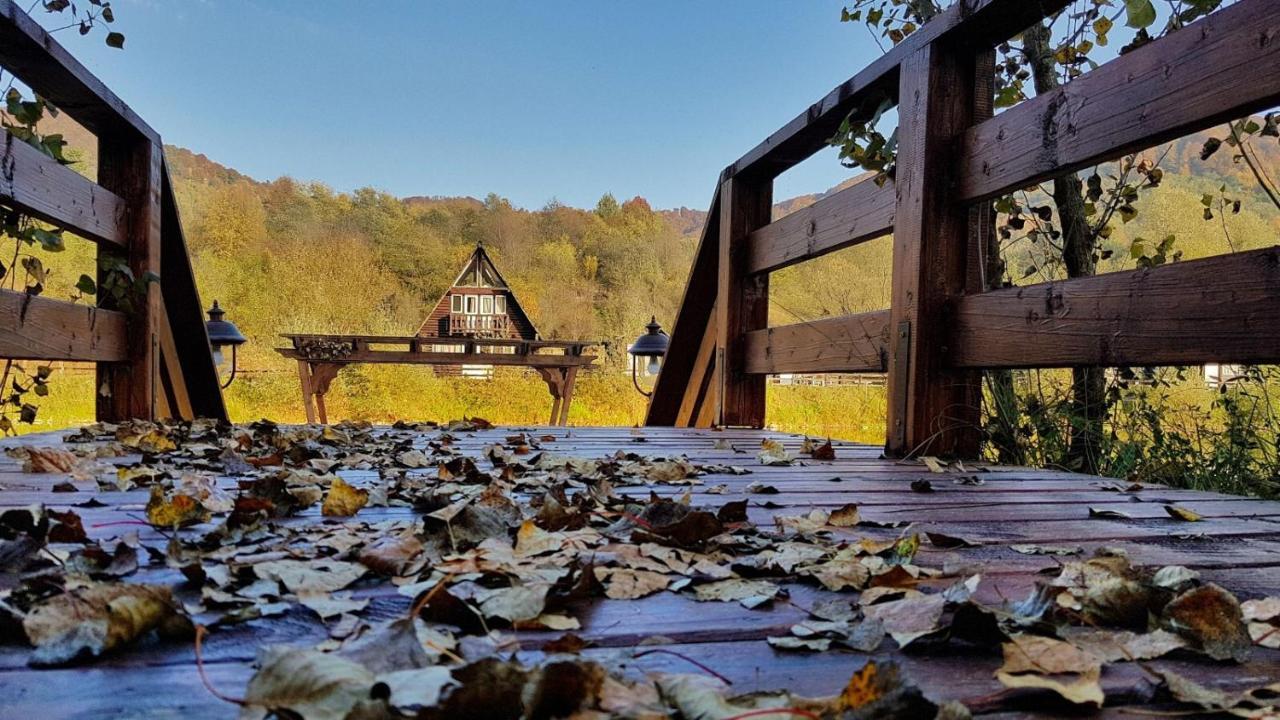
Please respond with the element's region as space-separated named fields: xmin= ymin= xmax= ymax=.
xmin=449 ymin=312 xmax=511 ymax=338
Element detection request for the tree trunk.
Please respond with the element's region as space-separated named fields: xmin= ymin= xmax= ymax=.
xmin=1023 ymin=23 xmax=1106 ymax=474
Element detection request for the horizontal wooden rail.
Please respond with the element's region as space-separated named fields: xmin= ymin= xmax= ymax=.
xmin=278 ymin=348 xmax=596 ymax=368
xmin=746 ymin=178 xmax=894 ymax=275
xmin=960 ymin=0 xmax=1280 ymax=202
xmin=1 ymin=130 xmax=127 ymax=247
xmin=949 ymin=247 xmax=1280 ymax=368
xmin=0 ymin=289 xmax=126 ymax=362
xmin=727 ymin=0 xmax=1073 ymax=181
xmin=0 ymin=0 xmax=159 ymax=144
xmin=743 ymin=310 xmax=889 ymax=375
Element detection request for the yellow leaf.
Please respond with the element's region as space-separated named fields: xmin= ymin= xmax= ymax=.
xmin=1165 ymin=504 xmax=1202 ymax=522
xmin=840 ymin=661 xmax=883 ymax=709
xmin=146 ymin=485 xmax=209 ymax=528
xmin=322 ymin=477 xmax=368 ymax=517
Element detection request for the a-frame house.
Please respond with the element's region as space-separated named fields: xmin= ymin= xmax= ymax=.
xmin=417 ymin=243 xmax=539 ymax=341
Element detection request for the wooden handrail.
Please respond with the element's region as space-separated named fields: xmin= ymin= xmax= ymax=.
xmin=650 ymin=0 xmax=1280 ymax=461
xmin=1 ymin=130 xmax=128 ymax=247
xmin=0 ymin=289 xmax=126 ymax=362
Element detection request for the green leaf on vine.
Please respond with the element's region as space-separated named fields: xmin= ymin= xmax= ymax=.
xmin=1123 ymin=0 xmax=1156 ymax=29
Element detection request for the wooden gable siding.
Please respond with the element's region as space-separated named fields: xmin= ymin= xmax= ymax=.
xmin=416 ymin=287 xmax=538 ymax=340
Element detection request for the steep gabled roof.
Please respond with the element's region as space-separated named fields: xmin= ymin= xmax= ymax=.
xmin=416 ymin=243 xmax=540 ymax=339
xmin=452 ymin=243 xmax=510 ymax=289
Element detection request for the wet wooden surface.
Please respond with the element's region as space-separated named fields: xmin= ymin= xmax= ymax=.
xmin=2 ymin=425 xmax=1279 ymax=718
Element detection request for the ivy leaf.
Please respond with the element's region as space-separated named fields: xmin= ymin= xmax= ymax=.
xmin=105 ymin=31 xmax=125 ymax=49
xmin=75 ymin=274 xmax=97 ymax=296
xmin=1200 ymin=137 xmax=1222 ymax=161
xmin=1124 ymin=0 xmax=1156 ymax=29
xmin=32 ymin=228 xmax=64 ymax=252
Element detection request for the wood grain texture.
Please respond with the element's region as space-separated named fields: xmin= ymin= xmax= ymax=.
xmin=0 ymin=130 xmax=127 ymax=247
xmin=726 ymin=0 xmax=1073 ymax=181
xmin=2 ymin=423 xmax=1280 ymax=719
xmin=95 ymin=138 xmax=161 ymax=421
xmin=646 ymin=186 xmax=720 ymax=426
xmin=159 ymin=160 xmax=227 ymax=420
xmin=886 ymin=44 xmax=982 ymax=458
xmin=716 ymin=176 xmax=772 ymax=427
xmin=0 ymin=0 xmax=160 ymax=144
xmin=743 ymin=309 xmax=889 ymax=374
xmin=950 ymin=246 xmax=1280 ymax=368
xmin=746 ymin=177 xmax=894 ymax=275
xmin=960 ymin=0 xmax=1280 ymax=201
xmin=0 ymin=288 xmax=126 ymax=361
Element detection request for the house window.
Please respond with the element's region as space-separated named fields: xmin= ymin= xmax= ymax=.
xmin=494 ymin=295 xmax=506 ymax=315
xmin=465 ymin=295 xmax=478 ymax=314
xmin=480 ymin=295 xmax=494 ymax=315
xmin=450 ymin=294 xmax=463 ymax=313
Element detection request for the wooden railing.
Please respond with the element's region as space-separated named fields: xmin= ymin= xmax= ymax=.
xmin=449 ymin=312 xmax=511 ymax=337
xmin=647 ymin=0 xmax=1280 ymax=458
xmin=0 ymin=1 xmax=224 ymax=421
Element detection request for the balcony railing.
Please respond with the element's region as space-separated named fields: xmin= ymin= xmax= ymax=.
xmin=450 ymin=313 xmax=511 ymax=337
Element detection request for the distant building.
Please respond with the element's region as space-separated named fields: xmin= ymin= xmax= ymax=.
xmin=1204 ymin=363 xmax=1247 ymax=390
xmin=416 ymin=243 xmax=539 ymax=377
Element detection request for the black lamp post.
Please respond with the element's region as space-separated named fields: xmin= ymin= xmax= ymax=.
xmin=205 ymin=300 xmax=246 ymax=389
xmin=627 ymin=316 xmax=669 ymax=397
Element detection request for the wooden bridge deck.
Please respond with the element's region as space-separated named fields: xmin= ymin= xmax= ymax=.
xmin=2 ymin=425 xmax=1280 ymax=718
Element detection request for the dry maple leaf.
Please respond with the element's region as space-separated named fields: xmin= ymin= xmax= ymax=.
xmin=1161 ymin=583 xmax=1253 ymax=662
xmin=321 ymin=477 xmax=369 ymax=517
xmin=995 ymin=634 xmax=1105 ymax=707
xmin=145 ymin=485 xmax=210 ymax=528
xmin=23 ymin=583 xmax=191 ymax=666
xmin=11 ymin=446 xmax=80 ymax=473
xmin=357 ymin=532 xmax=425 ymax=576
xmin=242 ymin=647 xmax=374 ymax=720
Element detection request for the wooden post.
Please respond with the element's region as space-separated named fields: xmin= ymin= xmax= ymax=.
xmin=885 ymin=42 xmax=984 ymax=458
xmin=296 ymin=360 xmax=316 ymax=424
xmin=558 ymin=366 xmax=579 ymax=426
xmin=715 ymin=176 xmax=772 ymax=427
xmin=96 ymin=137 xmax=161 ymax=421
xmin=310 ymin=364 xmax=340 ymax=425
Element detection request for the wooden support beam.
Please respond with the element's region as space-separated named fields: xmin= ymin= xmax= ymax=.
xmin=726 ymin=0 xmax=1072 ymax=181
xmin=310 ymin=364 xmax=340 ymax=425
xmin=746 ymin=178 xmax=894 ymax=275
xmin=1 ymin=130 xmax=127 ymax=247
xmin=949 ymin=247 xmax=1280 ymax=369
xmin=0 ymin=289 xmax=126 ymax=361
xmin=0 ymin=0 xmax=160 ymax=144
xmin=159 ymin=160 xmax=226 ymax=420
xmin=743 ymin=310 xmax=890 ymax=375
xmin=675 ymin=317 xmax=718 ymax=427
xmin=95 ymin=138 xmax=161 ymax=421
xmin=716 ymin=176 xmax=772 ymax=427
xmin=277 ymin=348 xmax=595 ymax=368
xmin=959 ymin=0 xmax=1280 ymax=202
xmin=296 ymin=360 xmax=316 ymax=424
xmin=646 ymin=185 xmax=720 ymax=426
xmin=559 ymin=366 xmax=579 ymax=426
xmin=156 ymin=303 xmax=193 ymax=421
xmin=885 ymin=42 xmax=983 ymax=459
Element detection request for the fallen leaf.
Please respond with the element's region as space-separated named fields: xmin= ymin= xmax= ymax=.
xmin=1088 ymin=507 xmax=1131 ymax=519
xmin=996 ymin=634 xmax=1104 ymax=707
xmin=1162 ymin=583 xmax=1252 ymax=662
xmin=1011 ymin=544 xmax=1082 ymax=556
xmin=145 ymin=485 xmax=210 ymax=528
xmin=322 ymin=477 xmax=368 ymax=517
xmin=254 ymin=559 xmax=366 ymax=595
xmin=756 ymin=439 xmax=793 ymax=466
xmin=692 ymin=578 xmax=779 ymax=609
xmin=827 ymin=503 xmax=860 ymax=527
xmin=862 ymin=594 xmax=944 ymax=647
xmin=243 ymin=647 xmax=374 ymax=720
xmin=593 ymin=567 xmax=669 ymax=600
xmin=1164 ymin=504 xmax=1203 ymax=522
xmin=24 ymin=583 xmax=191 ymax=665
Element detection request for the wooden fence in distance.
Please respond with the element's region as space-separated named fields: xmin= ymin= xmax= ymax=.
xmin=646 ymin=0 xmax=1280 ymax=458
xmin=0 ymin=0 xmax=224 ymax=421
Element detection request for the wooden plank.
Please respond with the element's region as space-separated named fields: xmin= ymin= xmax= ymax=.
xmin=276 ymin=348 xmax=595 ymax=368
xmin=159 ymin=160 xmax=227 ymax=420
xmin=0 ymin=129 xmax=126 ymax=247
xmin=949 ymin=246 xmax=1280 ymax=368
xmin=283 ymin=333 xmax=593 ymax=350
xmin=960 ymin=0 xmax=1280 ymax=201
xmin=155 ymin=303 xmax=194 ymax=420
xmin=747 ymin=178 xmax=894 ymax=275
xmin=0 ymin=0 xmax=160 ymax=144
xmin=727 ymin=0 xmax=1072 ymax=181
xmin=0 ymin=288 xmax=126 ymax=361
xmin=743 ymin=310 xmax=889 ymax=375
xmin=716 ymin=176 xmax=772 ymax=427
xmin=96 ymin=138 xmax=161 ymax=421
xmin=674 ymin=315 xmax=717 ymax=426
xmin=885 ymin=43 xmax=983 ymax=458
xmin=646 ymin=185 xmax=720 ymax=426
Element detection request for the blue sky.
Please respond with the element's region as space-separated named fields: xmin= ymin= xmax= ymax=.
xmin=43 ymin=0 xmax=883 ymax=210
